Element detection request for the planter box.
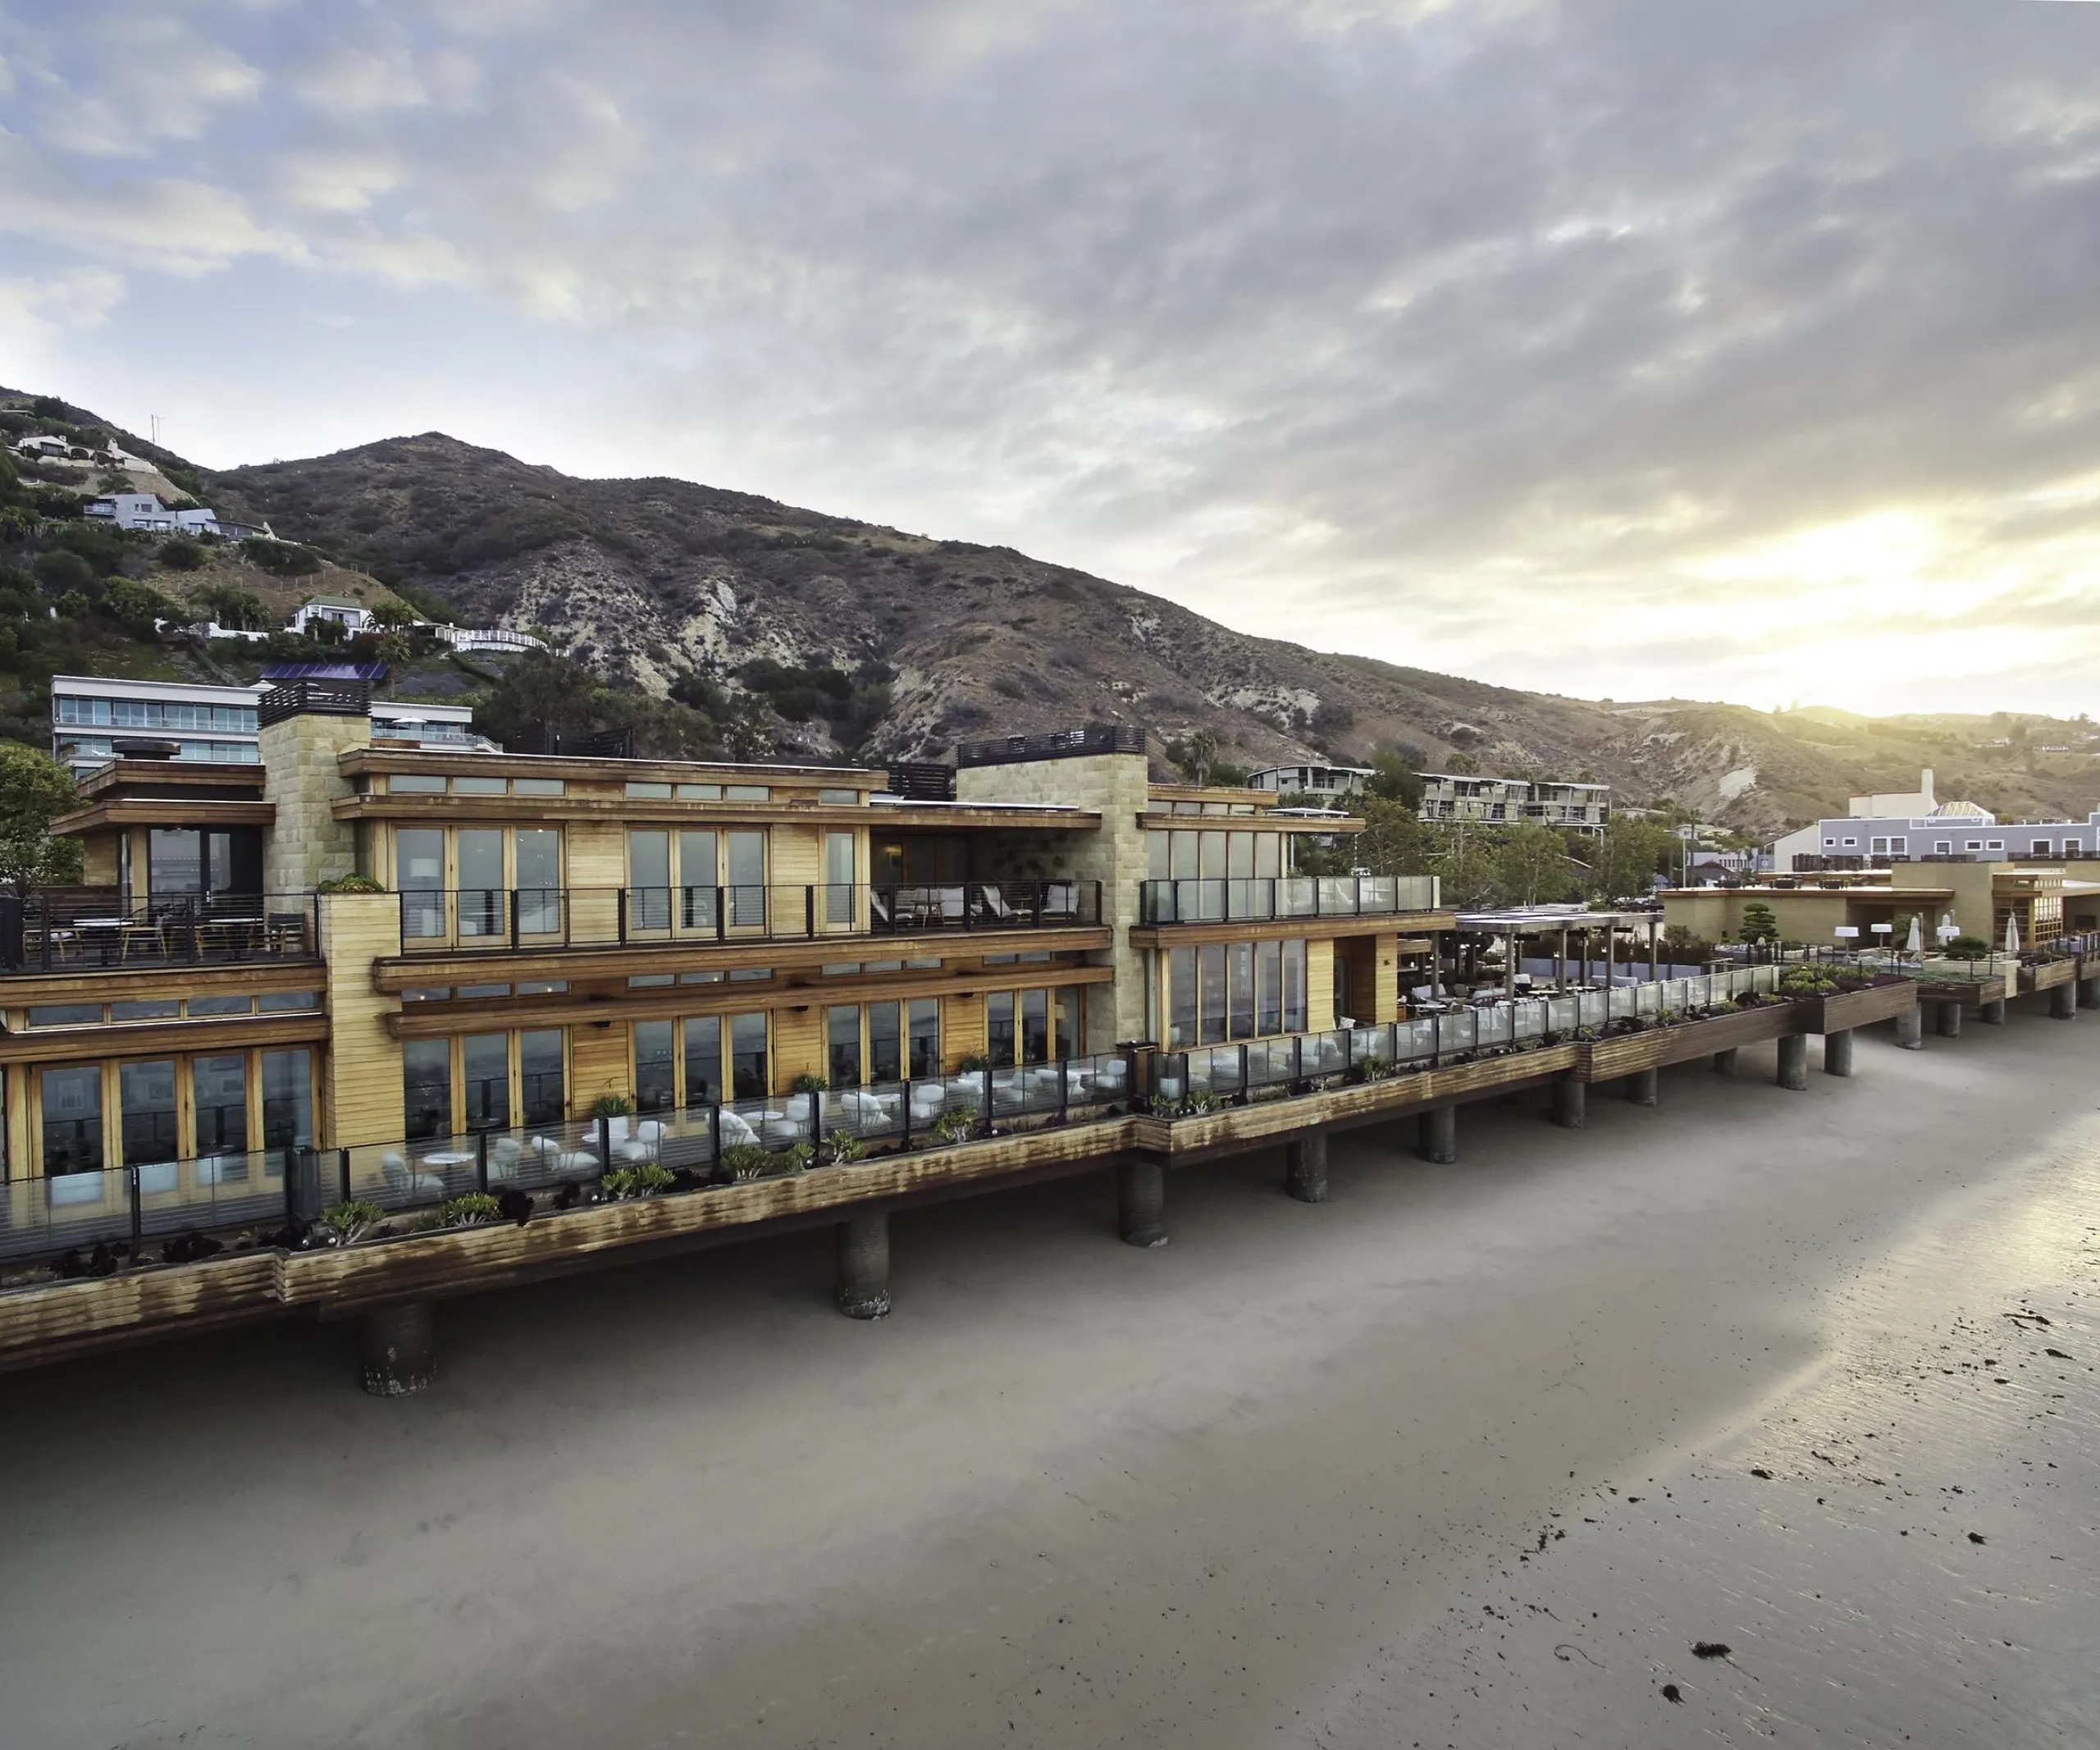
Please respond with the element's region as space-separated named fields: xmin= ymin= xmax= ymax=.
xmin=2020 ymin=958 xmax=2077 ymax=994
xmin=1794 ymin=980 xmax=1917 ymax=1034
xmin=1910 ymin=976 xmax=2006 ymax=1008
xmin=1574 ymin=1002 xmax=1793 ymax=1082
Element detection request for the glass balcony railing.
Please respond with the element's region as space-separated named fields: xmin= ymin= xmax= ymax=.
xmin=1138 ymin=873 xmax=1440 ymax=925
xmin=0 ymin=893 xmax=322 ymax=975
xmin=396 ymin=880 xmax=1104 ymax=953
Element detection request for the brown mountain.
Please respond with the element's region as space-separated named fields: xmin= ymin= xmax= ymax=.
xmin=157 ymin=431 xmax=2094 ymax=834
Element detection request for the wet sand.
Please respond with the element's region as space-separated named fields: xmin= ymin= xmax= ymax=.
xmin=2 ymin=1013 xmax=2096 ymax=1747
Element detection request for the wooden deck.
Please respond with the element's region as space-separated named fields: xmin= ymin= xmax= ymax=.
xmin=0 ymin=985 xmax=1945 ymax=1373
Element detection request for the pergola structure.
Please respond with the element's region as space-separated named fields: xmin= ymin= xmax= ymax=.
xmin=1448 ymin=905 xmax=1668 ymax=998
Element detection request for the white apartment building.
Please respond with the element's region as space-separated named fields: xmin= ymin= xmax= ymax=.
xmin=1245 ymin=764 xmax=1372 ymax=808
xmin=52 ymin=676 xmax=489 ymax=774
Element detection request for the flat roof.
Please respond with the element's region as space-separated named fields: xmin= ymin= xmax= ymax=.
xmin=52 ymin=674 xmax=262 ymax=706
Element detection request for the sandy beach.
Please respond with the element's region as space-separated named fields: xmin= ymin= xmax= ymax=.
xmin=2 ymin=1012 xmax=2096 ymax=1748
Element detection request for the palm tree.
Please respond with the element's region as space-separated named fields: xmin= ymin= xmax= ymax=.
xmin=369 ymin=598 xmax=418 ymax=631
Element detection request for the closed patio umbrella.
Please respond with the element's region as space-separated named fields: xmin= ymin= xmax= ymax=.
xmin=1905 ymin=915 xmax=1922 ymax=955
xmin=2004 ymin=912 xmax=2021 ymax=954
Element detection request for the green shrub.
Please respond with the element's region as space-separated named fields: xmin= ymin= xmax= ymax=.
xmin=824 ymin=1130 xmax=865 ymax=1165
xmin=603 ymin=1162 xmax=674 ymax=1199
xmin=243 ymin=537 xmax=321 ymax=576
xmin=435 ymin=1192 xmax=501 ymax=1227
xmin=932 ymin=1108 xmax=975 ymax=1144
xmin=318 ymin=873 xmax=385 ymax=893
xmin=591 ymin=1093 xmax=632 ymax=1118
xmin=319 ymin=1199 xmax=386 ymax=1244
xmin=721 ymin=1142 xmax=774 ymax=1181
xmin=158 ymin=536 xmax=206 ymax=571
xmin=790 ymin=1072 xmax=827 ymax=1095
xmin=1943 ymin=935 xmax=1990 ymax=961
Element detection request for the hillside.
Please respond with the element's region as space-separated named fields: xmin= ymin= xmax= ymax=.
xmin=8 ymin=385 xmax=2096 ymax=834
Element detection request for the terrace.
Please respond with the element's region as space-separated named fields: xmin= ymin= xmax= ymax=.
xmin=0 ymin=893 xmax=321 ymax=976
xmin=394 ymin=879 xmax=1105 ymax=953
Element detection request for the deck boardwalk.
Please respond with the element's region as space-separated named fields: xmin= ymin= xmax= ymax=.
xmin=0 ymin=989 xmax=1941 ymax=1374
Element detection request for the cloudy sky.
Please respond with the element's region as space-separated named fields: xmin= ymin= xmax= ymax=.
xmin=4 ymin=0 xmax=2098 ymax=716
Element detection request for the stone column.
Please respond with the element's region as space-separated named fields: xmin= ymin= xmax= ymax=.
xmin=1895 ymin=1007 xmax=1924 ymax=1049
xmin=1550 ymin=1077 xmax=1586 ymax=1129
xmin=1776 ymin=1033 xmax=1810 ymax=1090
xmin=1979 ymin=998 xmax=2006 ymax=1026
xmin=1284 ymin=1133 xmax=1328 ymax=1204
xmin=2051 ymin=982 xmax=2077 ymax=1021
xmin=1119 ymin=1161 xmax=1167 ymax=1247
xmin=1712 ymin=1048 xmax=1738 ymax=1075
xmin=360 ymin=1300 xmax=436 ymax=1396
xmin=258 ymin=701 xmax=372 ymax=895
xmin=1824 ymin=1029 xmax=1855 ymax=1076
xmin=1625 ymin=1067 xmax=1659 ymax=1106
xmin=2079 ymin=975 xmax=2100 ymax=1011
xmin=835 ymin=1213 xmax=891 ymax=1318
xmin=1935 ymin=1003 xmax=1962 ymax=1039
xmin=1418 ymin=1103 xmax=1457 ymax=1163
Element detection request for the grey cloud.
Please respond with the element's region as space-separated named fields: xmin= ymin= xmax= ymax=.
xmin=7 ymin=0 xmax=2100 ymax=707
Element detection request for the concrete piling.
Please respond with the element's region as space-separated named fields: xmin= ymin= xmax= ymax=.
xmin=1712 ymin=1048 xmax=1738 ymax=1076
xmin=1625 ymin=1067 xmax=1659 ymax=1106
xmin=1118 ymin=1161 xmax=1168 ymax=1248
xmin=1979 ymin=998 xmax=2006 ymax=1025
xmin=1550 ymin=1077 xmax=1586 ymax=1130
xmin=1776 ymin=1033 xmax=1810 ymax=1090
xmin=359 ymin=1300 xmax=436 ymax=1396
xmin=2079 ymin=976 xmax=2100 ymax=1011
xmin=1823 ymin=1028 xmax=1855 ymax=1076
xmin=2051 ymin=983 xmax=2078 ymax=1021
xmin=1894 ymin=1007 xmax=1924 ymax=1049
xmin=1935 ymin=1003 xmax=1962 ymax=1039
xmin=1284 ymin=1133 xmax=1329 ymax=1204
xmin=835 ymin=1213 xmax=892 ymax=1318
xmin=1418 ymin=1103 xmax=1457 ymax=1164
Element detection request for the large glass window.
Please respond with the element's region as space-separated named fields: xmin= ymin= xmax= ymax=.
xmin=260 ymin=1049 xmax=313 ymax=1155
xmin=1054 ymin=985 xmax=1084 ymax=1058
xmin=1255 ymin=941 xmax=1282 ymax=1035
xmin=148 ymin=828 xmax=202 ymax=896
xmin=729 ymin=1012 xmax=768 ymax=1099
xmin=121 ymin=1059 xmax=179 ymax=1168
xmin=824 ymin=831 xmax=855 ymax=926
xmin=682 ymin=1016 xmax=721 ymax=1104
xmin=1168 ymin=830 xmax=1198 ymax=880
xmin=519 ymin=1030 xmax=565 ymax=1126
xmin=403 ymin=1039 xmax=452 ymax=1141
xmin=633 ymin=1021 xmax=677 ymax=1112
xmin=1228 ymin=943 xmax=1255 ymax=1040
xmin=1253 ymin=834 xmax=1281 ymax=880
xmin=869 ymin=1001 xmax=902 ymax=1083
xmin=1020 ymin=989 xmax=1049 ymax=1064
xmin=986 ymin=991 xmax=1016 ymax=1067
xmin=726 ymin=832 xmax=766 ymax=929
xmin=193 ymin=1055 xmax=247 ymax=1158
xmin=462 ymin=1034 xmax=509 ymax=1130
xmin=1281 ymin=939 xmax=1308 ymax=1032
xmin=907 ymin=998 xmax=940 ymax=1079
xmin=41 ymin=1066 xmax=103 ymax=1177
xmin=678 ymin=830 xmax=719 ymax=930
xmin=628 ymin=830 xmax=671 ymax=931
xmin=828 ymin=1004 xmax=862 ymax=1087
xmin=1198 ymin=944 xmax=1228 ymax=1044
xmin=457 ymin=829 xmax=504 ymax=938
xmin=1168 ymin=947 xmax=1197 ymax=1049
xmin=397 ymin=828 xmax=445 ymax=939
xmin=516 ymin=829 xmax=562 ymax=934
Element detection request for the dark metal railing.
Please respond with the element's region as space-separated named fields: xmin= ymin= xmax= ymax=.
xmin=0 ymin=1148 xmax=297 ymax=1263
xmin=956 ymin=724 xmax=1144 ymax=766
xmin=0 ymin=893 xmax=322 ymax=975
xmin=397 ymin=880 xmax=1102 ymax=953
xmin=1138 ymin=873 xmax=1440 ymax=925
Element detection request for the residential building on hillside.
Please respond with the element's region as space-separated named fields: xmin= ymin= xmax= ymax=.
xmin=290 ymin=596 xmax=375 ymax=638
xmin=81 ymin=491 xmax=270 ymax=541
xmin=1418 ymin=772 xmax=1609 ymax=836
xmin=50 ymin=675 xmax=486 ymax=774
xmin=1245 ymin=764 xmax=1371 ymax=808
xmin=1665 ymin=857 xmax=2100 ymax=947
xmin=1 ymin=711 xmax=1445 ymax=1224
